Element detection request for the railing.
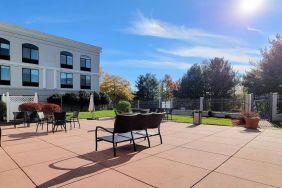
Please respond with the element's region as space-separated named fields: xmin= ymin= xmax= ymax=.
xmin=204 ymin=98 xmax=243 ymax=112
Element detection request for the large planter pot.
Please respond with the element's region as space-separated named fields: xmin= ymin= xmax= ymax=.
xmin=244 ymin=117 xmax=260 ymax=129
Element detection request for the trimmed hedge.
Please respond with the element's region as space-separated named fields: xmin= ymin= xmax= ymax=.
xmin=19 ymin=102 xmax=61 ymax=114
xmin=116 ymin=101 xmax=131 ymax=113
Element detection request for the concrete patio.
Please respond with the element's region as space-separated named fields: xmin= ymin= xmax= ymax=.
xmin=0 ymin=119 xmax=282 ymax=188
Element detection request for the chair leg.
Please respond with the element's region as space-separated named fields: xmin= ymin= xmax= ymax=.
xmin=95 ymin=130 xmax=98 ymax=151
xmin=0 ymin=128 xmax=1 ymax=146
xmin=77 ymin=119 xmax=80 ymax=128
xmin=158 ymin=128 xmax=163 ymax=144
xmin=64 ymin=123 xmax=67 ymax=132
xmin=131 ymin=131 xmax=136 ymax=152
xmin=145 ymin=129 xmax=151 ymax=148
xmin=36 ymin=123 xmax=39 ymax=132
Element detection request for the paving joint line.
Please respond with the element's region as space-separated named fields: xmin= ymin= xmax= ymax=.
xmin=190 ymin=128 xmax=265 ymax=188
xmin=1 ymin=146 xmax=39 ymax=187
xmin=36 ymin=132 xmax=158 ymax=188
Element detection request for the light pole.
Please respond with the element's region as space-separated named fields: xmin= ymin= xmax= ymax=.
xmin=59 ymin=92 xmax=65 ymax=112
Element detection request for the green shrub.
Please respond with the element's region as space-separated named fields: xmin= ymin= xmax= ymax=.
xmin=0 ymin=101 xmax=6 ymax=121
xmin=116 ymin=101 xmax=131 ymax=113
xmin=47 ymin=94 xmax=61 ymax=105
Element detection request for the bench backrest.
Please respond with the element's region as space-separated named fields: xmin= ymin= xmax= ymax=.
xmin=114 ymin=114 xmax=136 ymax=133
xmin=147 ymin=113 xmax=163 ymax=129
xmin=114 ymin=113 xmax=163 ymax=133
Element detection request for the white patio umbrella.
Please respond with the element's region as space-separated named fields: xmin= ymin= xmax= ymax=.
xmin=33 ymin=92 xmax=38 ymax=103
xmin=88 ymin=93 xmax=95 ymax=119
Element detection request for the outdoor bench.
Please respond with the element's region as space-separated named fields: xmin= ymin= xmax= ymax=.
xmin=95 ymin=113 xmax=163 ymax=156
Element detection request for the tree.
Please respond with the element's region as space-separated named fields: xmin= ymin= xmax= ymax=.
xmin=78 ymin=91 xmax=90 ymax=111
xmin=203 ymin=57 xmax=237 ymax=98
xmin=243 ymin=35 xmax=282 ymax=94
xmin=99 ymin=92 xmax=110 ymax=108
xmin=242 ymin=68 xmax=265 ymax=95
xmin=175 ymin=64 xmax=205 ymax=98
xmin=135 ymin=73 xmax=159 ymax=100
xmin=100 ymin=73 xmax=133 ymax=105
xmin=160 ymin=74 xmax=179 ymax=100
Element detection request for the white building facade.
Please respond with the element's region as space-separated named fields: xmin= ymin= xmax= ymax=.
xmin=0 ymin=23 xmax=101 ymax=99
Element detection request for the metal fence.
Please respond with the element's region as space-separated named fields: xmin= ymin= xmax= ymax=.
xmin=203 ymin=98 xmax=244 ymax=112
xmin=131 ymin=97 xmax=244 ymax=112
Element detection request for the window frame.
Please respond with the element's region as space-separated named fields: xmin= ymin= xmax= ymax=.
xmin=80 ymin=75 xmax=91 ymax=89
xmin=22 ymin=68 xmax=39 ymax=87
xmin=60 ymin=72 xmax=73 ymax=88
xmin=0 ymin=65 xmax=10 ymax=85
xmin=60 ymin=51 xmax=73 ymax=69
xmin=0 ymin=38 xmax=10 ymax=60
xmin=80 ymin=55 xmax=91 ymax=71
xmin=22 ymin=43 xmax=39 ymax=64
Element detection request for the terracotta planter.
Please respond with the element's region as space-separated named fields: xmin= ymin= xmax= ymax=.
xmin=244 ymin=117 xmax=260 ymax=129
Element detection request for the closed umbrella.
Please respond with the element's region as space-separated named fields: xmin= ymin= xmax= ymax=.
xmin=88 ymin=93 xmax=95 ymax=119
xmin=34 ymin=92 xmax=38 ymax=103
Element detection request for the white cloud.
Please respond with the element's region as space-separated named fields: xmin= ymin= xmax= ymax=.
xmin=157 ymin=46 xmax=260 ymax=64
xmin=246 ymin=25 xmax=265 ymax=34
xmin=103 ymin=59 xmax=192 ymax=70
xmin=126 ymin=12 xmax=242 ymax=45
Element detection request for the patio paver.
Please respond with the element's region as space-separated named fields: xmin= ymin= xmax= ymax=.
xmin=0 ymin=119 xmax=282 ymax=187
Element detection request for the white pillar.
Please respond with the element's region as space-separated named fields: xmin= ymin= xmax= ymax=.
xmin=200 ymin=97 xmax=204 ymax=111
xmin=245 ymin=93 xmax=253 ymax=112
xmin=53 ymin=70 xmax=57 ymax=89
xmin=272 ymin=93 xmax=278 ymax=121
xmin=6 ymin=92 xmax=10 ymax=122
xmin=42 ymin=68 xmax=46 ymax=88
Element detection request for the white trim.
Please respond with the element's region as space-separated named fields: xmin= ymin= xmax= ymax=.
xmin=0 ymin=60 xmax=99 ymax=75
xmin=0 ymin=22 xmax=102 ymax=53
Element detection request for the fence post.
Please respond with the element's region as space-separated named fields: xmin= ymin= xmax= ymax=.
xmin=271 ymin=93 xmax=278 ymax=121
xmin=245 ymin=93 xmax=253 ymax=112
xmin=6 ymin=92 xmax=10 ymax=122
xmin=200 ymin=97 xmax=204 ymax=111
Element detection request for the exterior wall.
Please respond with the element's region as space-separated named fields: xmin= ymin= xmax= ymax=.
xmin=0 ymin=23 xmax=101 ymax=96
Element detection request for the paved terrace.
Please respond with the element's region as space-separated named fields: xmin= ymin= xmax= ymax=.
xmin=0 ymin=119 xmax=282 ymax=188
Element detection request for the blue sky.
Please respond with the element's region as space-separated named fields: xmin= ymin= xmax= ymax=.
xmin=1 ymin=0 xmax=281 ymax=89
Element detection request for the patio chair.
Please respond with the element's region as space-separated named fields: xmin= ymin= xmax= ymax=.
xmin=36 ymin=112 xmax=49 ymax=132
xmin=52 ymin=112 xmax=67 ymax=133
xmin=149 ymin=108 xmax=157 ymax=113
xmin=0 ymin=127 xmax=2 ymax=147
xmin=96 ymin=114 xmax=144 ymax=156
xmin=165 ymin=108 xmax=173 ymax=120
xmin=12 ymin=112 xmax=26 ymax=128
xmin=68 ymin=111 xmax=80 ymax=128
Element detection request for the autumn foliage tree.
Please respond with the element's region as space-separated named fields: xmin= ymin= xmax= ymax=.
xmin=160 ymin=74 xmax=180 ymax=100
xmin=243 ymin=35 xmax=282 ymax=94
xmin=100 ymin=73 xmax=133 ymax=105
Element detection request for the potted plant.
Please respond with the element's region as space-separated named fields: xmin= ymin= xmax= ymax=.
xmin=242 ymin=112 xmax=260 ymax=129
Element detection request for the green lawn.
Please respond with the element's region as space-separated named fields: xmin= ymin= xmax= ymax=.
xmin=75 ymin=110 xmax=232 ymax=126
xmin=77 ymin=110 xmax=116 ymax=119
xmin=171 ymin=115 xmax=232 ymax=126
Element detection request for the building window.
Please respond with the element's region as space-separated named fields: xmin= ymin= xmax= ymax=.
xmin=22 ymin=68 xmax=39 ymax=87
xmin=0 ymin=65 xmax=10 ymax=85
xmin=80 ymin=55 xmax=91 ymax=71
xmin=60 ymin=72 xmax=73 ymax=88
xmin=80 ymin=75 xmax=91 ymax=89
xmin=60 ymin=51 xmax=73 ymax=69
xmin=22 ymin=43 xmax=39 ymax=64
xmin=0 ymin=38 xmax=10 ymax=60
